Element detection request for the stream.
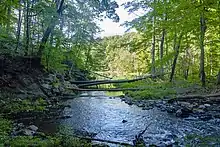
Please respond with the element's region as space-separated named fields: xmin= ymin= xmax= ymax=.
xmin=42 ymin=91 xmax=220 ymax=146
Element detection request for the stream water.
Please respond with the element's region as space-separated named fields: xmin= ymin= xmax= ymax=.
xmin=42 ymin=91 xmax=220 ymax=146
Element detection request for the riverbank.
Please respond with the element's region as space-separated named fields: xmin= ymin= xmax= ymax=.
xmin=0 ymin=55 xmax=95 ymax=146
xmin=118 ymin=78 xmax=220 ymax=121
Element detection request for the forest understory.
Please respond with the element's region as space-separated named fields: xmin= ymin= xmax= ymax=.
xmin=0 ymin=55 xmax=220 ymax=146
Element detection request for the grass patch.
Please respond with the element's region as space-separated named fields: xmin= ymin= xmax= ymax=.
xmin=117 ymin=79 xmax=202 ymax=99
xmin=6 ymin=136 xmax=92 ymax=147
xmin=0 ymin=118 xmax=12 ymax=146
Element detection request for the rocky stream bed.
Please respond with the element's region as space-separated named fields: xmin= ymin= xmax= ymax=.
xmin=33 ymin=91 xmax=220 ymax=147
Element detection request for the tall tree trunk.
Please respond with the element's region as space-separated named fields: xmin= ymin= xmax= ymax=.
xmin=25 ymin=0 xmax=30 ymax=55
xmin=38 ymin=0 xmax=65 ymax=57
xmin=199 ymin=2 xmax=206 ymax=87
xmin=15 ymin=0 xmax=22 ymax=52
xmin=183 ymin=35 xmax=190 ymax=80
xmin=151 ymin=1 xmax=156 ymax=75
xmin=6 ymin=6 xmax=11 ymax=33
xmin=170 ymin=33 xmax=183 ymax=82
xmin=160 ymin=29 xmax=165 ymax=75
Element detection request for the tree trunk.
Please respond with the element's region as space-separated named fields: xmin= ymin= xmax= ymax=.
xmin=15 ymin=0 xmax=22 ymax=52
xmin=170 ymin=33 xmax=183 ymax=82
xmin=199 ymin=3 xmax=206 ymax=87
xmin=151 ymin=18 xmax=156 ymax=75
xmin=184 ymin=36 xmax=190 ymax=80
xmin=6 ymin=5 xmax=11 ymax=33
xmin=217 ymin=71 xmax=220 ymax=85
xmin=151 ymin=0 xmax=156 ymax=75
xmin=25 ymin=0 xmax=30 ymax=55
xmin=38 ymin=0 xmax=65 ymax=56
xmin=160 ymin=29 xmax=165 ymax=75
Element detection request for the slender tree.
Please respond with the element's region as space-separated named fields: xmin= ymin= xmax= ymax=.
xmin=199 ymin=0 xmax=206 ymax=87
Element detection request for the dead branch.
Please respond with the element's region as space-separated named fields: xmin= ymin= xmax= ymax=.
xmin=71 ymin=135 xmax=133 ymax=146
xmin=77 ymin=74 xmax=161 ymax=87
xmin=68 ymin=87 xmax=146 ymax=92
xmin=133 ymin=123 xmax=152 ymax=146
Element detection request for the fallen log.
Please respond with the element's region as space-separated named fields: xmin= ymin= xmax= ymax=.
xmin=71 ymin=73 xmax=164 ymax=86
xmin=68 ymin=87 xmax=146 ymax=92
xmin=71 ymin=135 xmax=133 ymax=146
xmin=70 ymin=79 xmax=109 ymax=84
xmin=77 ymin=74 xmax=160 ymax=87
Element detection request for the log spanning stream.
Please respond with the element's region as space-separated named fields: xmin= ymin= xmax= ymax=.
xmin=42 ymin=92 xmax=220 ymax=146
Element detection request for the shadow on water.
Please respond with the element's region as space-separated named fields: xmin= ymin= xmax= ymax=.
xmin=39 ymin=91 xmax=220 ymax=146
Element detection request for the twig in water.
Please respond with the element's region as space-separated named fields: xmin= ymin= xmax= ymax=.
xmin=133 ymin=122 xmax=152 ymax=146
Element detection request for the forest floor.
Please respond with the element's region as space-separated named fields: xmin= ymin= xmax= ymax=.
xmin=0 ymin=55 xmax=99 ymax=146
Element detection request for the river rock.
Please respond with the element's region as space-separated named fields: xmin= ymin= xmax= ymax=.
xmin=41 ymin=83 xmax=52 ymax=90
xmin=142 ymin=106 xmax=153 ymax=110
xmin=27 ymin=125 xmax=38 ymax=131
xmin=166 ymin=105 xmax=176 ymax=113
xmin=122 ymin=120 xmax=128 ymax=123
xmin=178 ymin=102 xmax=194 ymax=110
xmin=175 ymin=108 xmax=191 ymax=117
xmin=136 ymin=102 xmax=145 ymax=107
xmin=193 ymin=108 xmax=205 ymax=114
xmin=204 ymin=104 xmax=211 ymax=107
xmin=23 ymin=129 xmax=36 ymax=136
xmin=199 ymin=114 xmax=213 ymax=121
xmin=176 ymin=109 xmax=183 ymax=117
xmin=198 ymin=105 xmax=206 ymax=109
xmin=214 ymin=114 xmax=220 ymax=118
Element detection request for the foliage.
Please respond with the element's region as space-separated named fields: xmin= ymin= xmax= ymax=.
xmin=6 ymin=136 xmax=92 ymax=147
xmin=0 ymin=97 xmax=47 ymax=114
xmin=0 ymin=118 xmax=12 ymax=146
xmin=0 ymin=0 xmax=120 ymax=73
xmin=121 ymin=0 xmax=220 ymax=85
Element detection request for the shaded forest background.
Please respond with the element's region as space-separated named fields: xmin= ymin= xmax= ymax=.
xmin=0 ymin=0 xmax=220 ymax=86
